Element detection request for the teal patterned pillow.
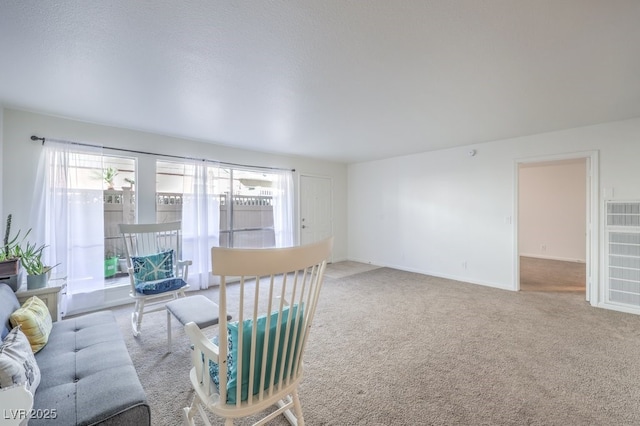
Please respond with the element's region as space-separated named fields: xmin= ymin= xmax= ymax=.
xmin=131 ymin=249 xmax=175 ymax=283
xmin=208 ymin=335 xmax=234 ymax=392
xmin=134 ymin=277 xmax=186 ymax=295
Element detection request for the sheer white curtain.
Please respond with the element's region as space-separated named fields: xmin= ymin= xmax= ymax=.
xmin=272 ymin=170 xmax=294 ymax=247
xmin=181 ymin=161 xmax=220 ymax=289
xmin=34 ymin=141 xmax=105 ymax=315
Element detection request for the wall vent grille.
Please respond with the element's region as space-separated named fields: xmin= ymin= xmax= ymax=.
xmin=607 ymin=202 xmax=640 ymax=226
xmin=606 ymin=202 xmax=640 ymax=307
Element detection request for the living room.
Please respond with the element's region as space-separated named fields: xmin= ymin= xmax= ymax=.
xmin=2 ymin=2 xmax=640 ymax=425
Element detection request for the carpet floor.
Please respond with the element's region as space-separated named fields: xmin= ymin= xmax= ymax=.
xmin=107 ymin=264 xmax=640 ymax=425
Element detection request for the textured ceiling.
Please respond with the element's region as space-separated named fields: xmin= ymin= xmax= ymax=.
xmin=1 ymin=1 xmax=639 ymax=163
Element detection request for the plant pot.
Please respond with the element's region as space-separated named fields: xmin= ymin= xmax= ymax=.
xmin=118 ymin=258 xmax=128 ymax=273
xmin=0 ymin=258 xmax=21 ymax=277
xmin=105 ymin=257 xmax=118 ymax=278
xmin=0 ymin=274 xmax=22 ymax=293
xmin=27 ymin=273 xmax=48 ymax=290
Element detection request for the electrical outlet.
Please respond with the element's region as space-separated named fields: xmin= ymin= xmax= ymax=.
xmin=462 ymin=261 xmax=468 ymax=269
xmin=541 ymin=244 xmax=547 ymax=252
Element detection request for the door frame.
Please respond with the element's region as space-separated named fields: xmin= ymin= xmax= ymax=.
xmin=513 ymin=150 xmax=599 ymax=305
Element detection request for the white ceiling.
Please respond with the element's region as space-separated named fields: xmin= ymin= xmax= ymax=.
xmin=1 ymin=1 xmax=639 ymax=163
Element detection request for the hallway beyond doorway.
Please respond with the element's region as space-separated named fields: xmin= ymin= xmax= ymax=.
xmin=520 ymin=256 xmax=585 ymax=293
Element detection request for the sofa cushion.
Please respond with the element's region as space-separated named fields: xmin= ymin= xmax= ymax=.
xmin=0 ymin=283 xmax=20 ymax=340
xmin=32 ymin=310 xmax=149 ymax=425
xmin=0 ymin=326 xmax=41 ymax=393
xmin=10 ymin=296 xmax=53 ymax=353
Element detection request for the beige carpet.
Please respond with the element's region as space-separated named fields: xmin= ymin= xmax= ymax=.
xmin=108 ymin=264 xmax=640 ymax=425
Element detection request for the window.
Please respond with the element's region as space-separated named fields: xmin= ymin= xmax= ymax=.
xmin=39 ymin=140 xmax=292 ymax=314
xmin=156 ymin=161 xmax=279 ymax=248
xmin=51 ymin=153 xmax=137 ymax=286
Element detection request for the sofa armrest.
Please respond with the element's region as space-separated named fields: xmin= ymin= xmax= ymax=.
xmin=0 ymin=383 xmax=33 ymax=426
xmin=0 ymin=283 xmax=20 ymax=339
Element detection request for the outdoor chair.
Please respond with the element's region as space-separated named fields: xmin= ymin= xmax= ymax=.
xmin=120 ymin=221 xmax=191 ymax=336
xmin=183 ymin=237 xmax=333 ymax=426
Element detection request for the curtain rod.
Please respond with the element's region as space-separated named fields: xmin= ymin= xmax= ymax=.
xmin=30 ymin=135 xmax=295 ymax=173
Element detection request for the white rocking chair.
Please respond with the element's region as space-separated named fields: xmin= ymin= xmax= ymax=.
xmin=183 ymin=237 xmax=333 ymax=426
xmin=120 ymin=221 xmax=191 ymax=337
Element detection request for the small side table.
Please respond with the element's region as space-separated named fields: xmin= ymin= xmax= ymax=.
xmin=16 ymin=281 xmax=64 ymax=322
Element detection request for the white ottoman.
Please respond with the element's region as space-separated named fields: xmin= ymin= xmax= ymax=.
xmin=166 ymin=295 xmax=228 ymax=352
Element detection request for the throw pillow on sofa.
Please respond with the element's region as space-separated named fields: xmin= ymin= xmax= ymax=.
xmin=10 ymin=296 xmax=53 ymax=353
xmin=0 ymin=326 xmax=41 ymax=392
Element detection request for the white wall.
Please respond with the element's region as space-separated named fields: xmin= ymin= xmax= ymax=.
xmin=518 ymin=159 xmax=586 ymax=262
xmin=1 ymin=108 xmax=348 ymax=262
xmin=348 ymin=117 xmax=640 ymax=297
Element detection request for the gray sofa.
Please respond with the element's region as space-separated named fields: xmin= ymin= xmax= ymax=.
xmin=0 ymin=283 xmax=150 ymax=425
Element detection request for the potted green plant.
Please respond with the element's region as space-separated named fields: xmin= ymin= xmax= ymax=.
xmin=17 ymin=240 xmax=59 ymax=290
xmin=103 ymin=166 xmax=118 ymax=190
xmin=117 ymin=250 xmax=129 ymax=273
xmin=124 ymin=177 xmax=135 ymax=190
xmin=104 ymin=252 xmax=118 ymax=278
xmin=0 ymin=214 xmax=22 ymax=276
xmin=0 ymin=214 xmax=30 ymax=291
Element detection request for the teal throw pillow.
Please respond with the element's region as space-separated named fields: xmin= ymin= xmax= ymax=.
xmin=225 ymin=304 xmax=303 ymax=404
xmin=131 ymin=249 xmax=174 ymax=283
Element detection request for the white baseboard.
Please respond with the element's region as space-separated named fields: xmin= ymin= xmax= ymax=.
xmin=346 ymin=257 xmax=514 ymax=291
xmin=519 ymin=253 xmax=586 ymax=263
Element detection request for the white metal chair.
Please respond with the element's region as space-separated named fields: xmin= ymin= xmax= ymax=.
xmin=120 ymin=221 xmax=191 ymax=337
xmin=183 ymin=237 xmax=333 ymax=426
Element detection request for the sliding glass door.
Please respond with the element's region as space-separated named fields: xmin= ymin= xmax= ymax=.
xmin=156 ymin=161 xmax=286 ymax=249
xmin=39 ymin=144 xmax=293 ymax=313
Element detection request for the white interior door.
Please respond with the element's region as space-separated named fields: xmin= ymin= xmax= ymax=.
xmin=299 ymin=175 xmax=332 ymax=246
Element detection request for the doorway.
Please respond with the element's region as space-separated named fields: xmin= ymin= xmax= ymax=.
xmin=514 ymin=152 xmax=599 ymax=304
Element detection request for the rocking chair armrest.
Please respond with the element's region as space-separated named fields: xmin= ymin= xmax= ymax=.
xmin=126 ymin=266 xmax=136 ymax=292
xmin=177 ymin=259 xmax=192 ymax=281
xmin=184 ymin=321 xmax=219 ymax=363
